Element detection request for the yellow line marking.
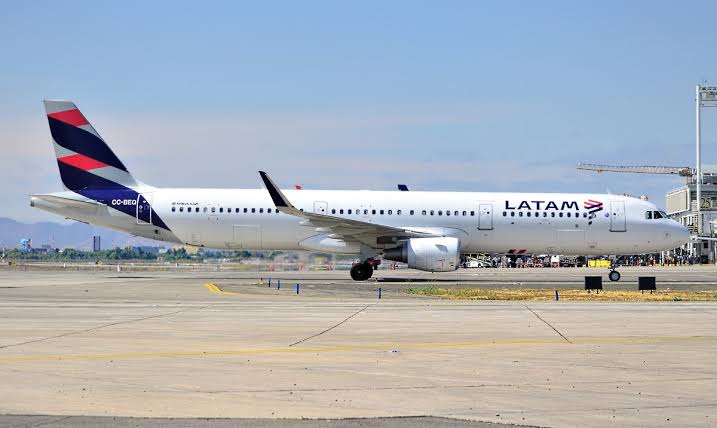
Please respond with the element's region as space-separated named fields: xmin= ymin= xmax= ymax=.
xmin=204 ymin=283 xmax=240 ymax=295
xmin=0 ymin=335 xmax=715 ymax=364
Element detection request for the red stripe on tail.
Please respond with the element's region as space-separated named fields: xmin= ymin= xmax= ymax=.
xmin=57 ymin=154 xmax=108 ymax=171
xmin=48 ymin=109 xmax=89 ymax=127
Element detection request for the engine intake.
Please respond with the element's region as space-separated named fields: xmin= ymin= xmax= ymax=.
xmin=383 ymin=237 xmax=460 ymax=272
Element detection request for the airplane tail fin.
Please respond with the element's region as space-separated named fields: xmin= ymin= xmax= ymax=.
xmin=44 ymin=100 xmax=139 ymax=191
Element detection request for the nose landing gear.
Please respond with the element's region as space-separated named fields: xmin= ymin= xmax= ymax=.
xmin=608 ymin=257 xmax=621 ymax=282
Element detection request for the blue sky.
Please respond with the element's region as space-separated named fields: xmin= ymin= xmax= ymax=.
xmin=2 ymin=1 xmax=717 ymax=221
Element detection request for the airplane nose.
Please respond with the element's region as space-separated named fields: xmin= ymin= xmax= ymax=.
xmin=673 ymin=221 xmax=690 ymax=246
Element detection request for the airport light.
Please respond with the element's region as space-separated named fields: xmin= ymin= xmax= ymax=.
xmin=695 ymin=85 xmax=717 ymax=236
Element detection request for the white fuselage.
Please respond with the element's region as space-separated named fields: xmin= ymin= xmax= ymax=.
xmin=31 ymin=187 xmax=690 ymax=256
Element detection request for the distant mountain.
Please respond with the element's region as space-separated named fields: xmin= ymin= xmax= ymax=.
xmin=0 ymin=217 xmax=168 ymax=250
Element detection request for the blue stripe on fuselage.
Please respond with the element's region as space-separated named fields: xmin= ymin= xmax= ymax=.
xmin=57 ymin=162 xmax=170 ymax=231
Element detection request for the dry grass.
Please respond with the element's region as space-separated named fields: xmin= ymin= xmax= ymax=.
xmin=405 ymin=287 xmax=717 ymax=302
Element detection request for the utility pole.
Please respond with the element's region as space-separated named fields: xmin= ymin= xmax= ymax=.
xmin=697 ymin=85 xmax=702 ymax=236
xmin=695 ymin=85 xmax=717 ymax=236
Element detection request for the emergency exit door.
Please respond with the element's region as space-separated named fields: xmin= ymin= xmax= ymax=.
xmin=609 ymin=201 xmax=627 ymax=232
xmin=313 ymin=201 xmax=328 ymax=214
xmin=478 ymin=203 xmax=493 ymax=230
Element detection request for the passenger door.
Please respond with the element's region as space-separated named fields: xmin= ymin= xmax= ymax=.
xmin=609 ymin=201 xmax=627 ymax=232
xmin=478 ymin=203 xmax=493 ymax=230
xmin=136 ymin=193 xmax=152 ymax=225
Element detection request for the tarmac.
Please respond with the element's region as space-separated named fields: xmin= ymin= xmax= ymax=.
xmin=0 ymin=266 xmax=716 ymax=427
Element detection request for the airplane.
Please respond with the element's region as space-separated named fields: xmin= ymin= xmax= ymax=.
xmin=31 ymin=101 xmax=690 ymax=282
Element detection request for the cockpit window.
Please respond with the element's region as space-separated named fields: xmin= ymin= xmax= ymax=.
xmin=646 ymin=210 xmax=667 ymax=220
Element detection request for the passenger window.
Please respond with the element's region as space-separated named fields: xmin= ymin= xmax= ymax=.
xmin=211 ymin=207 xmax=216 ymax=213
xmin=332 ymin=209 xmax=336 ymax=214
xmin=543 ymin=212 xmax=547 ymax=217
xmin=422 ymin=210 xmax=427 ymax=215
xmin=397 ymin=209 xmax=402 ymax=215
xmin=503 ymin=211 xmax=507 ymax=216
xmin=372 ymin=209 xmax=376 ymax=215
xmin=551 ymin=212 xmax=555 ymax=217
xmin=454 ymin=211 xmax=459 ymax=216
xmin=347 ymin=209 xmax=352 ymax=214
xmin=268 ymin=208 xmax=272 ymax=213
xmin=510 ymin=212 xmax=515 ymax=217
xmin=203 ymin=207 xmax=208 ymax=213
xmin=567 ymin=212 xmax=571 ymax=218
xmin=527 ymin=212 xmax=531 ymax=217
xmin=252 ymin=208 xmax=256 ymax=213
xmin=172 ymin=207 xmax=176 ymax=212
xmin=446 ymin=211 xmax=450 ymax=216
xmin=410 ymin=210 xmax=415 ymax=215
xmin=219 ymin=208 xmax=223 ymax=213
xmin=462 ymin=211 xmax=467 ymax=216
xmin=260 ymin=208 xmax=263 ymax=213
xmin=364 ymin=209 xmax=368 ymax=215
xmin=583 ymin=212 xmax=587 ymax=218
xmin=180 ymin=207 xmax=184 ymax=212
xmin=339 ymin=209 xmax=343 ymax=214
xmin=438 ymin=210 xmax=442 ymax=216
xmin=470 ymin=211 xmax=475 ymax=216
xmin=380 ymin=209 xmax=384 ymax=215
xmin=559 ymin=212 xmax=563 ymax=217
xmin=388 ymin=210 xmax=392 ymax=215
xmin=519 ymin=212 xmax=523 ymax=217
xmin=430 ymin=210 xmax=435 ymax=216
xmin=243 ymin=208 xmax=248 ymax=213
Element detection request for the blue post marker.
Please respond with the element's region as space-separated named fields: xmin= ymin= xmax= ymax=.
xmin=378 ymin=287 xmax=382 ymax=299
xmin=277 ymin=279 xmax=281 ymax=290
xmin=296 ymin=283 xmax=300 ymax=294
xmin=555 ymin=290 xmax=559 ymax=301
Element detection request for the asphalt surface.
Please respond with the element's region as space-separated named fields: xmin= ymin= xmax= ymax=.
xmin=0 ymin=267 xmax=715 ymax=427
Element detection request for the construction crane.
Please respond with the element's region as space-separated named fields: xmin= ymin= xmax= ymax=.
xmin=576 ymin=163 xmax=694 ymax=178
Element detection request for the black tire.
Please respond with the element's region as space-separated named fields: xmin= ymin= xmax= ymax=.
xmin=350 ymin=263 xmax=372 ymax=281
xmin=609 ymin=270 xmax=621 ymax=282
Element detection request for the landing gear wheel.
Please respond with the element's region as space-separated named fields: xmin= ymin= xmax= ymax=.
xmin=608 ymin=270 xmax=621 ymax=282
xmin=350 ymin=263 xmax=373 ymax=281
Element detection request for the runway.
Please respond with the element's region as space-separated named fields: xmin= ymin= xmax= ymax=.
xmin=0 ymin=267 xmax=716 ymax=427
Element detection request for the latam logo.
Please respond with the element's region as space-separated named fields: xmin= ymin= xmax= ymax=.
xmin=584 ymin=199 xmax=604 ymax=225
xmin=505 ymin=200 xmax=579 ymax=211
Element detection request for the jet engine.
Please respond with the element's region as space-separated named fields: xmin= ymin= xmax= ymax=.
xmin=383 ymin=237 xmax=460 ymax=272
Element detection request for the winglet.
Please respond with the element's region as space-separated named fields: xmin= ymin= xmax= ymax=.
xmin=259 ymin=171 xmax=299 ymax=213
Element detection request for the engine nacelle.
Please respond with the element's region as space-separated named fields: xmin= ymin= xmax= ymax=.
xmin=383 ymin=237 xmax=460 ymax=272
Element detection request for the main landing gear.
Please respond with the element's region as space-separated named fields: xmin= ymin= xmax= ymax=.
xmin=350 ymin=259 xmax=380 ymax=281
xmin=608 ymin=257 xmax=621 ymax=282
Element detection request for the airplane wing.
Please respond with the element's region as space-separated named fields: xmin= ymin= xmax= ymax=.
xmin=259 ymin=171 xmax=438 ymax=248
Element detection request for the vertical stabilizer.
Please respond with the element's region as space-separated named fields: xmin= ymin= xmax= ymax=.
xmin=44 ymin=100 xmax=139 ymax=190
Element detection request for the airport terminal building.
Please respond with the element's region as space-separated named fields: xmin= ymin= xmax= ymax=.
xmin=666 ymin=166 xmax=717 ymax=263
